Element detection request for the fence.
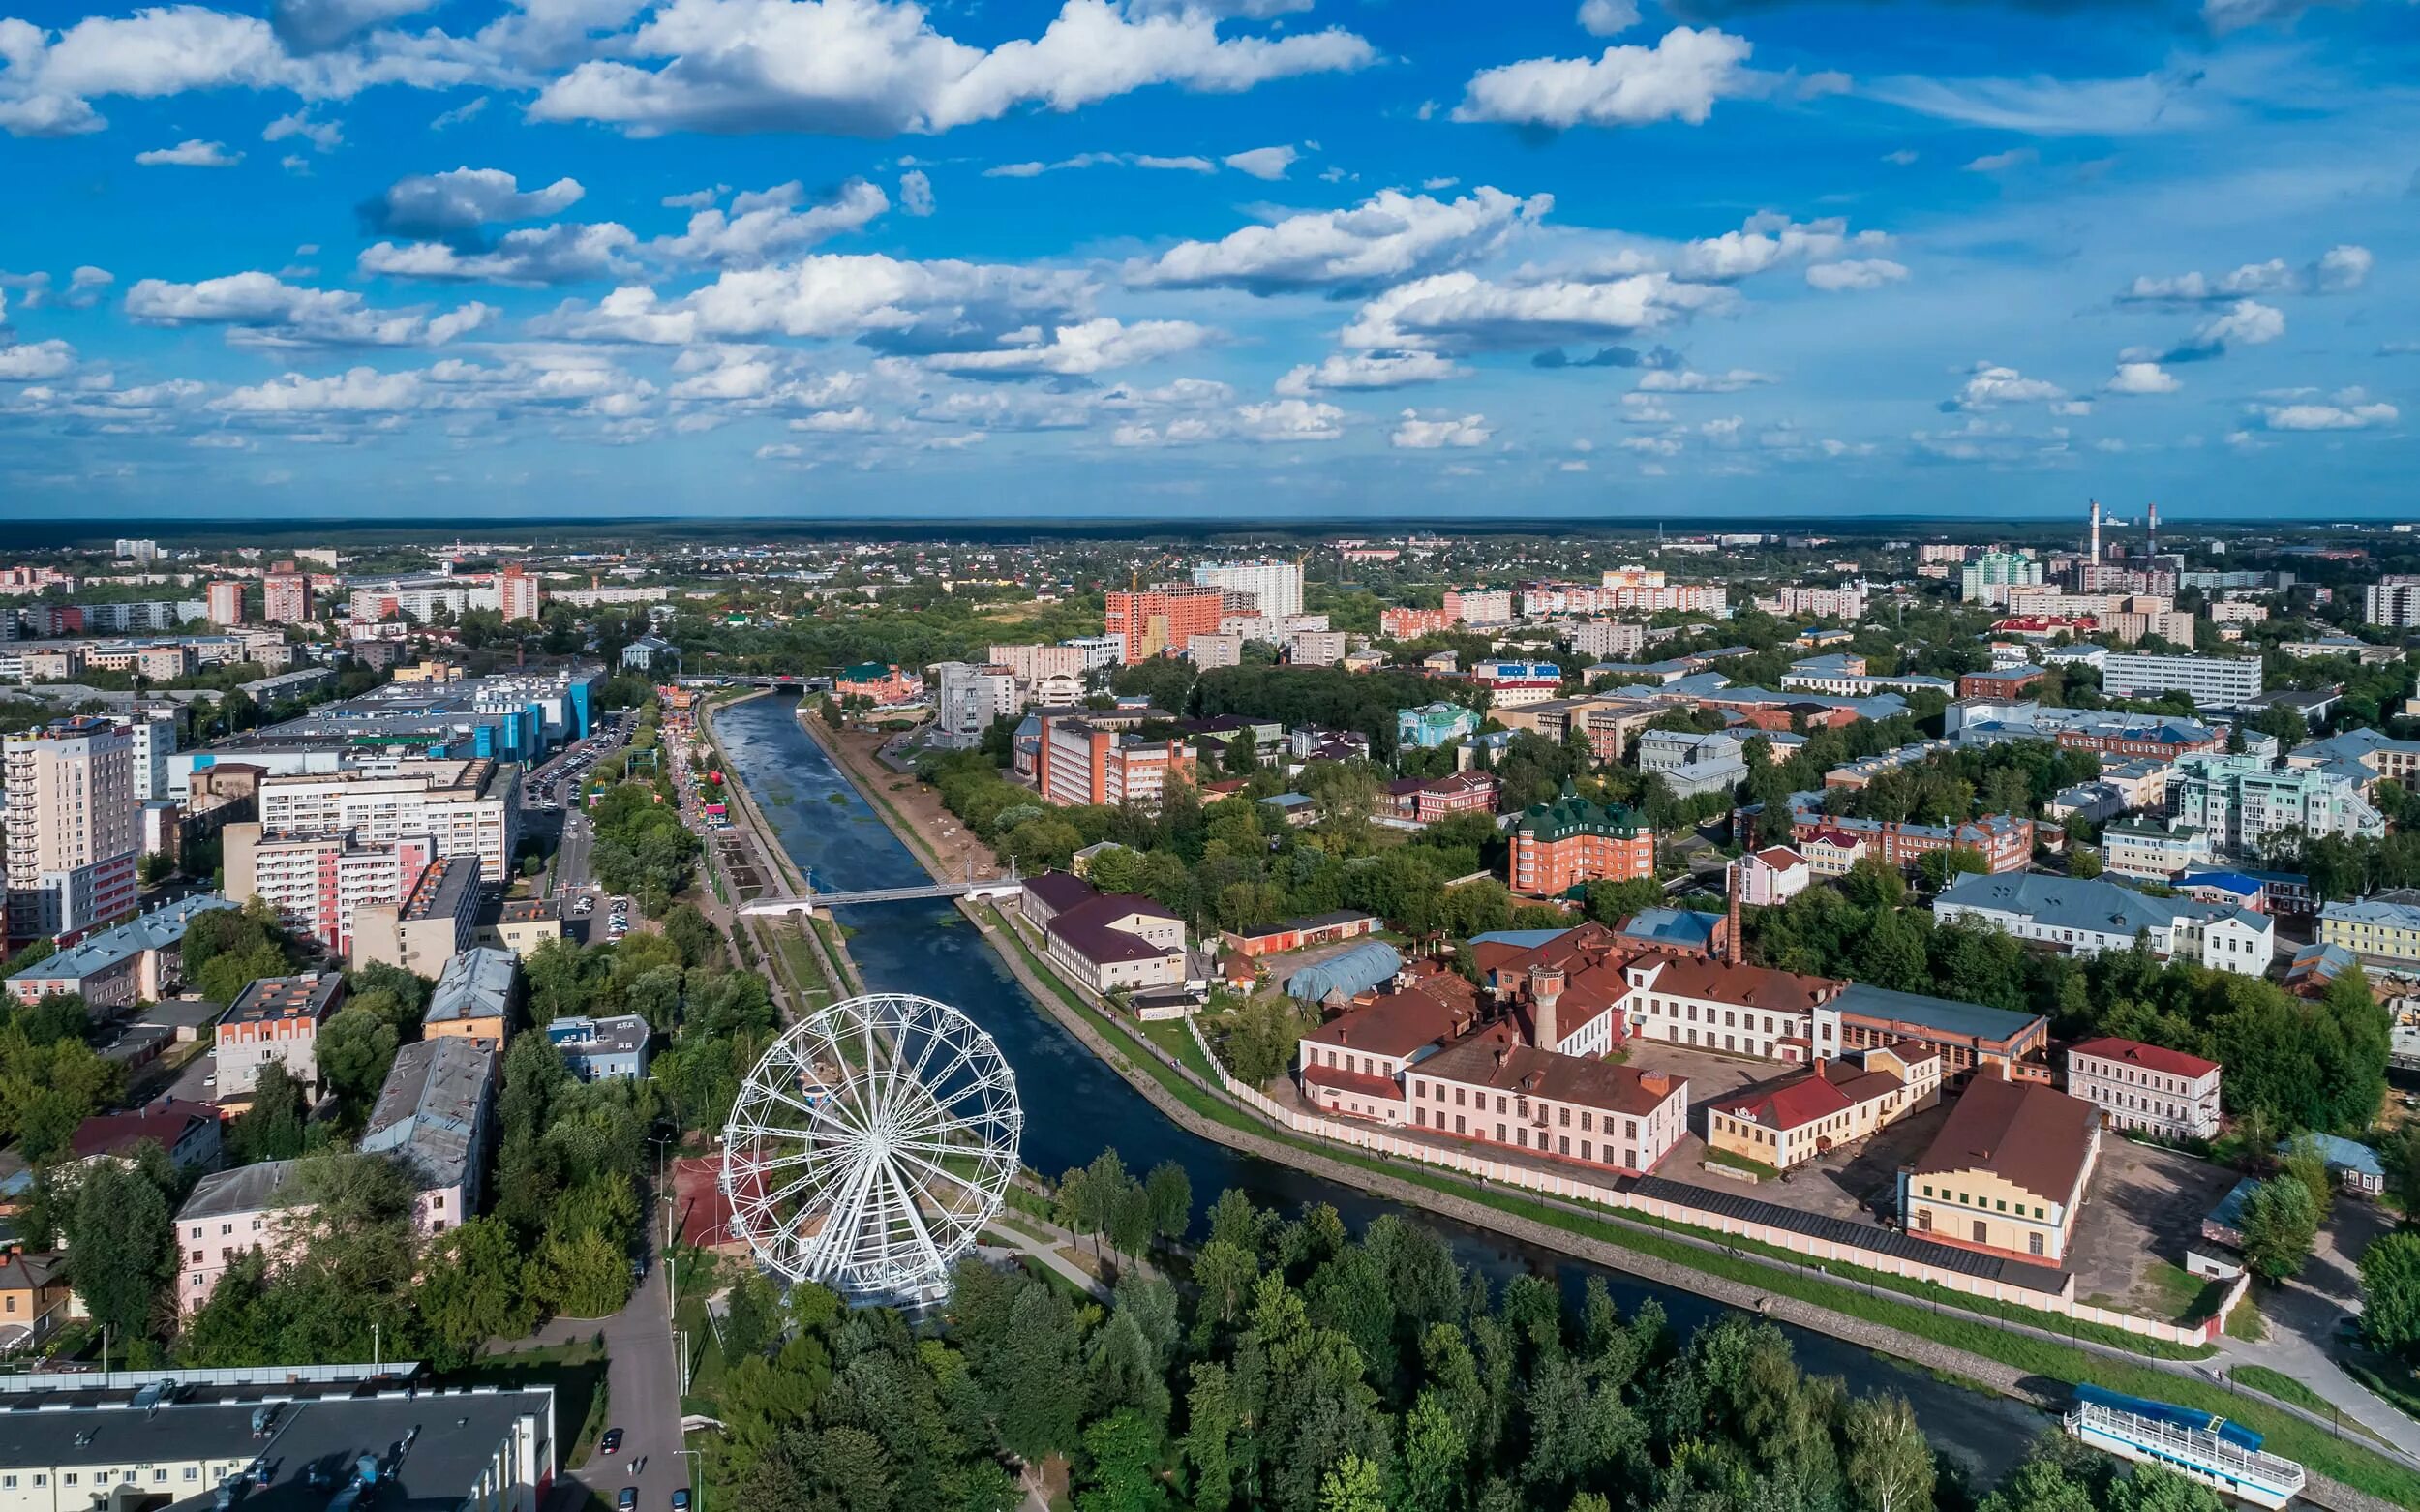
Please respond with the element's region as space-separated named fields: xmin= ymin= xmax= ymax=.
xmin=1176 ymin=1013 xmax=2243 ymax=1348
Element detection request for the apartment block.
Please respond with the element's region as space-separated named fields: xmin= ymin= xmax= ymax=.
xmin=1443 ymin=589 xmax=1514 ymax=624
xmin=987 ymin=642 xmax=1084 ymax=686
xmin=2166 ymin=753 xmax=2383 ymax=856
xmin=2364 ymin=577 xmax=2420 ymax=629
xmin=215 ymin=971 xmax=346 ymax=1096
xmin=932 ymin=661 xmax=1019 ymax=747
xmin=1104 ymin=587 xmax=1225 ymax=663
xmin=497 ymin=562 xmax=542 ymax=623
xmin=2317 ymin=898 xmax=2420 ymax=966
xmin=1191 ymin=559 xmax=1303 ymax=620
xmin=1036 ymin=715 xmax=1197 ymax=810
xmin=255 ymin=759 xmax=517 ymax=881
xmin=205 ymin=580 xmax=245 ymax=626
xmin=2099 ymin=652 xmax=2260 ymax=708
xmin=350 ymin=853 xmax=482 ymax=975
xmin=1380 ymin=607 xmax=1455 ymax=639
xmin=1509 ymin=789 xmax=1652 ymax=896
xmin=1568 ymin=620 xmax=1648 ymax=660
xmin=362 ymin=1035 xmax=496 ymax=1234
xmin=4 ymin=717 xmax=139 ymax=946
xmin=175 ymin=1161 xmax=312 ymax=1313
xmin=261 ymin=564 xmax=311 ymax=623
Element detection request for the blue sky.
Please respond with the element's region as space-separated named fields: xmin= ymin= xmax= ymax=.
xmin=0 ymin=0 xmax=2413 ymax=521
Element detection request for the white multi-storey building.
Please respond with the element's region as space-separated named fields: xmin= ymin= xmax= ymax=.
xmin=2065 ymin=1037 xmax=2223 ymax=1142
xmin=988 ymin=642 xmax=1084 ymax=686
xmin=1191 ymin=559 xmax=1304 ymax=620
xmin=2364 ymin=577 xmax=2420 ymax=629
xmin=110 ymin=711 xmax=178 ymax=802
xmin=224 ymin=826 xmax=438 ymax=955
xmin=2099 ymin=653 xmax=2261 ymax=708
xmin=1961 ymin=551 xmax=2045 ymax=604
xmin=1771 ymin=585 xmax=1868 ymax=621
xmin=4 ymin=718 xmax=138 ymax=946
xmin=1568 ymin=620 xmax=1647 ymax=660
xmin=255 ymin=758 xmax=518 ymax=880
xmin=932 ymin=661 xmax=1019 ymax=747
xmin=2166 ymin=753 xmax=2384 ymax=857
xmin=1934 ymin=872 xmax=2272 ymax=976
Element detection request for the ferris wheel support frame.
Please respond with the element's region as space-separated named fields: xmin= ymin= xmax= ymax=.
xmin=721 ymin=991 xmax=1022 ymax=1305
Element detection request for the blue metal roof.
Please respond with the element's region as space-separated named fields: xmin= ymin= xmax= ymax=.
xmin=2281 ymin=1134 xmax=2383 ymax=1179
xmin=1285 ymin=941 xmax=1403 ymax=1002
xmin=1832 ymin=982 xmax=2044 ymax=1043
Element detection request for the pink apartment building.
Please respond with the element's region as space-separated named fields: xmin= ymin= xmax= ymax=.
xmin=174 ymin=1160 xmax=312 ymax=1313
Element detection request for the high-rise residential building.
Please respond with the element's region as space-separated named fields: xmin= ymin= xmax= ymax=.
xmin=4 ymin=717 xmax=139 ymax=946
xmin=113 ymin=538 xmax=159 ymax=564
xmin=253 ymin=758 xmax=520 ymax=881
xmin=987 ymin=643 xmax=1083 ymax=686
xmin=2365 ymin=577 xmax=2420 ymax=629
xmin=262 ymin=563 xmax=312 ymax=623
xmin=1959 ymin=551 xmax=2045 ymax=604
xmin=205 ymin=580 xmax=246 ymax=626
xmin=1443 ymin=589 xmax=1515 ymax=624
xmin=2166 ymin=753 xmax=2384 ymax=857
xmin=112 ymin=711 xmax=179 ymax=801
xmin=223 ymin=824 xmax=439 ymax=955
xmin=1104 ymin=587 xmax=1225 ymax=664
xmin=1191 ymin=559 xmax=1304 ymax=620
xmin=933 ymin=661 xmax=1019 ymax=747
xmin=2099 ymin=652 xmax=2260 ymax=708
xmin=497 ymin=562 xmax=542 ymax=623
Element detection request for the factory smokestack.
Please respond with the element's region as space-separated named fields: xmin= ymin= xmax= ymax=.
xmin=2147 ymin=500 xmax=2160 ymax=557
xmin=2088 ymin=499 xmax=2102 ymax=568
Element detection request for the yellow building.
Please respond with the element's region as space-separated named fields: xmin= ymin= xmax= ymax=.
xmin=2316 ymin=899 xmax=2420 ymax=965
xmin=421 ymin=946 xmax=517 ymax=1053
xmin=1706 ymin=1044 xmax=1941 ymax=1172
xmin=476 ymin=896 xmax=562 ymax=958
xmin=1901 ymin=1077 xmax=2101 ymax=1264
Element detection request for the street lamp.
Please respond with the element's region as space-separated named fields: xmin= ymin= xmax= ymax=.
xmin=676 ymin=1448 xmax=705 ymax=1512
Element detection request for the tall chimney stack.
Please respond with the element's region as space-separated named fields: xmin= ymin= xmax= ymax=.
xmin=1726 ymin=860 xmax=1744 ymax=966
xmin=2088 ymin=498 xmax=2102 ymax=566
xmin=1528 ymin=963 xmax=1564 ymax=1053
xmin=2147 ymin=500 xmax=2159 ymax=557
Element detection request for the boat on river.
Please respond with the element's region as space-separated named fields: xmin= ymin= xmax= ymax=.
xmin=2064 ymin=1384 xmax=2305 ymax=1508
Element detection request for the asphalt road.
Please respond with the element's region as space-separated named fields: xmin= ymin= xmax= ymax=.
xmin=555 ymin=810 xmax=595 ymax=895
xmin=563 ymin=1228 xmax=690 ymax=1512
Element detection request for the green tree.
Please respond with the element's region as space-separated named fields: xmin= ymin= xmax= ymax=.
xmin=1317 ymin=1454 xmax=1386 ymax=1512
xmin=227 ymin=1060 xmax=309 ymax=1164
xmin=2240 ymin=1175 xmax=2321 ymax=1281
xmin=1401 ymin=1390 xmax=1467 ymax=1512
xmin=1077 ymin=1407 xmax=1169 ymax=1512
xmin=2357 ymin=1230 xmax=2420 ymax=1364
xmin=316 ymin=1005 xmax=399 ymax=1115
xmin=63 ymin=1155 xmax=177 ymax=1353
xmin=1845 ymin=1393 xmax=1937 ymax=1512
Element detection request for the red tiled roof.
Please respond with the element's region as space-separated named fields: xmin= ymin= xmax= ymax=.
xmin=1302 ymin=989 xmax=1471 ymax=1058
xmin=1717 ymin=1074 xmax=1853 ymax=1130
xmin=71 ymin=1098 xmax=218 ymax=1160
xmin=1750 ymin=846 xmax=1807 ymax=869
xmin=2066 ymin=1036 xmax=2219 ymax=1081
xmin=1303 ymin=1063 xmax=1405 ymax=1101
xmin=1631 ymin=953 xmax=1841 ymax=1014
xmin=1416 ymin=1033 xmax=1684 ymax=1117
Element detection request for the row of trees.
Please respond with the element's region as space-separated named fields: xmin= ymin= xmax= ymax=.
xmin=710 ymin=1179 xmax=2227 ymax=1512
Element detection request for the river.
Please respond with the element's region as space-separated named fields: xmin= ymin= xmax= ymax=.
xmin=712 ymin=693 xmax=2045 ymax=1481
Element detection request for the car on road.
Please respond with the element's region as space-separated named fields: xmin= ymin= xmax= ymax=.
xmin=618 ymin=1490 xmax=638 ymax=1511
xmin=600 ymin=1429 xmax=623 ymax=1455
xmin=671 ymin=1492 xmax=690 ymax=1511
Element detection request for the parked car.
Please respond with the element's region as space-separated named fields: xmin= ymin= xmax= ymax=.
xmin=671 ymin=1493 xmax=690 ymax=1511
xmin=600 ymin=1429 xmax=623 ymax=1456
xmin=618 ymin=1490 xmax=638 ymax=1511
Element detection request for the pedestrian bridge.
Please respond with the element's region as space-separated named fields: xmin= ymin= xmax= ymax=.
xmin=738 ymin=862 xmax=1024 ymax=917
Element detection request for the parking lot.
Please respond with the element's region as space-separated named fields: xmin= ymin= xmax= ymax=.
xmin=2063 ymin=1134 xmax=2248 ymax=1318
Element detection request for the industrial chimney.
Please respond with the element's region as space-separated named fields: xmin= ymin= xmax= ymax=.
xmin=1528 ymin=963 xmax=1565 ymax=1053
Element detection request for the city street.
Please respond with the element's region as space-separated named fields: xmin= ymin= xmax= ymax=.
xmin=552 ymin=1227 xmax=690 ymax=1512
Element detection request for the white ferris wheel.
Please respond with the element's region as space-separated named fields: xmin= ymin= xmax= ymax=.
xmin=721 ymin=992 xmax=1022 ymax=1302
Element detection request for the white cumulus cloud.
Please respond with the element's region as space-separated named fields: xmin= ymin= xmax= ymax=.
xmin=2103 ymin=361 xmax=2180 ymax=396
xmin=1275 ymin=350 xmax=1467 ymax=395
xmin=1223 ymin=143 xmax=1297 ymax=179
xmin=1391 ymin=408 xmax=1492 ymax=448
xmin=1804 ymin=258 xmax=1907 ymax=291
xmin=1342 ymin=269 xmax=1734 ymax=353
xmin=1453 ymin=27 xmax=1819 ymax=131
xmin=529 ymin=0 xmax=1377 ymax=137
xmin=125 ymin=271 xmax=494 ymax=347
xmin=135 ymin=138 xmax=240 ymax=166
xmin=1952 ymin=362 xmax=2065 ymax=408
xmin=1126 ymin=186 xmax=1551 ymax=294
xmin=2262 ymin=399 xmax=2398 ymax=431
